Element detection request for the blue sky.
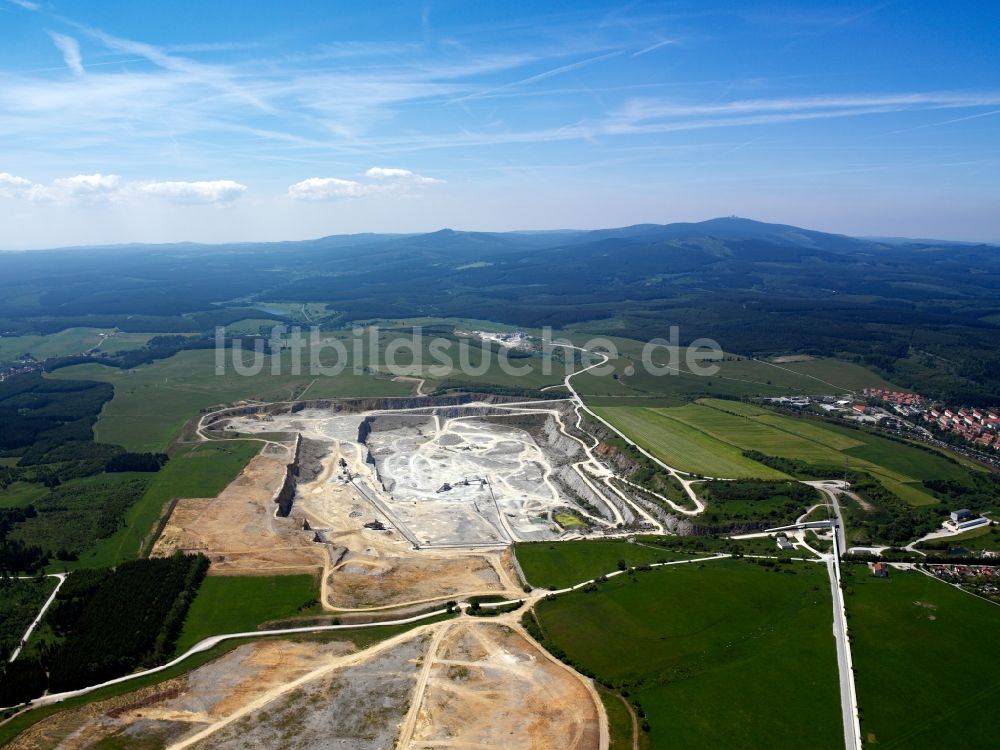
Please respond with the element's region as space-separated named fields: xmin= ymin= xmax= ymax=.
xmin=1 ymin=0 xmax=998 ymax=248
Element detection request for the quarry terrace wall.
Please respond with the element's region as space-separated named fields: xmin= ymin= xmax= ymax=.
xmin=272 ymin=433 xmax=301 ymax=517
xmin=201 ymin=392 xmax=548 ymax=432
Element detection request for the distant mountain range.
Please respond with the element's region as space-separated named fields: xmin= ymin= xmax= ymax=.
xmin=20 ymin=216 xmax=998 ymax=256
xmin=2 ymin=217 xmax=999 ymax=403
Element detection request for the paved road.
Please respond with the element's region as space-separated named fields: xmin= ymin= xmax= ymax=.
xmin=827 ymin=537 xmax=863 ymax=750
xmin=806 ymin=481 xmax=849 ymax=553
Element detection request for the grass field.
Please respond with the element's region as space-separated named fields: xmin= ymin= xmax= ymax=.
xmin=47 ymin=347 xmax=414 ymax=452
xmin=514 ymin=540 xmax=697 ymax=589
xmin=532 ymin=558 xmax=842 ymax=749
xmin=593 ymin=405 xmax=787 ymax=478
xmin=593 ymin=399 xmax=965 ymax=506
xmin=917 ymin=522 xmax=1000 ymax=553
xmin=62 ymin=441 xmax=262 ymax=571
xmin=173 ymin=574 xmax=323 ymax=654
xmin=0 ymin=328 xmax=155 ymax=364
xmin=0 ymin=482 xmax=49 ymax=509
xmin=845 ymin=567 xmax=1000 ymax=749
xmin=572 ymin=334 xmax=897 ymax=404
xmin=597 ymin=684 xmax=645 ymax=750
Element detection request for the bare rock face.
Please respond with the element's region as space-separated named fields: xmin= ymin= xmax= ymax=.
xmin=295 ymin=437 xmax=329 ymax=482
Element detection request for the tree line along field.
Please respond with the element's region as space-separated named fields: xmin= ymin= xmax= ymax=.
xmin=844 ymin=567 xmax=1000 ymax=749
xmin=592 ymin=398 xmax=967 ymax=496
xmin=527 ymin=558 xmax=842 ymax=750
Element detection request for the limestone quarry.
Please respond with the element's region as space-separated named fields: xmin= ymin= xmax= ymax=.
xmin=92 ymin=392 xmax=680 ymax=749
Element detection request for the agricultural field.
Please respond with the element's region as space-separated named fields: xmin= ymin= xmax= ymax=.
xmin=173 ymin=574 xmax=322 ymax=654
xmin=845 ymin=567 xmax=1000 ymax=749
xmin=594 ymin=399 xmax=967 ymax=506
xmin=592 ymin=405 xmax=786 ymax=478
xmin=530 ymin=558 xmax=842 ymax=749
xmin=514 ymin=540 xmax=697 ymax=590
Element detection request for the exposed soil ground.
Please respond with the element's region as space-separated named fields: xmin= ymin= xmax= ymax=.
xmin=6 ymin=639 xmax=355 ymax=750
xmin=401 ymin=620 xmax=603 ymax=750
xmin=185 ymin=633 xmax=429 ymax=750
xmin=151 ymin=450 xmax=325 ymax=575
xmin=212 ymin=409 xmax=543 ymax=609
xmin=12 ymin=619 xmax=603 ymax=750
xmin=229 ymin=406 xmax=580 ymax=546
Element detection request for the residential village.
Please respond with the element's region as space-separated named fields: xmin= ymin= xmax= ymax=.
xmin=862 ymin=387 xmax=1000 ymax=451
xmin=765 ymin=388 xmax=1000 ymax=470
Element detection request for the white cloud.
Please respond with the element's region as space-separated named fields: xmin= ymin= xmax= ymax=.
xmin=365 ymin=167 xmax=443 ymax=184
xmin=0 ymin=172 xmax=119 ymax=204
xmin=138 ymin=179 xmax=247 ymax=204
xmin=0 ymin=172 xmax=245 ymax=205
xmin=0 ymin=172 xmax=40 ymax=199
xmin=51 ymin=172 xmax=119 ymax=198
xmin=288 ymin=177 xmax=371 ymax=200
xmin=6 ymin=0 xmax=40 ymax=10
xmin=289 ymin=169 xmax=444 ymax=201
xmin=48 ymin=32 xmax=84 ymax=75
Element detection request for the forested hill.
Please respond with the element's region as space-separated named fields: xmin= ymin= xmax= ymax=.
xmin=3 ymin=217 xmax=1000 ymax=403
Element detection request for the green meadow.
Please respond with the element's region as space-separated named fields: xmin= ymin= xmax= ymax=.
xmin=845 ymin=567 xmax=1000 ymax=749
xmin=513 ymin=540 xmax=696 ymax=590
xmin=531 ymin=558 xmax=842 ymax=750
xmin=173 ymin=574 xmax=322 ymax=655
xmin=593 ymin=399 xmax=962 ymax=505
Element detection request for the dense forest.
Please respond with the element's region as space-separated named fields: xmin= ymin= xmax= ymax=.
xmin=0 ymin=554 xmax=208 ymax=705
